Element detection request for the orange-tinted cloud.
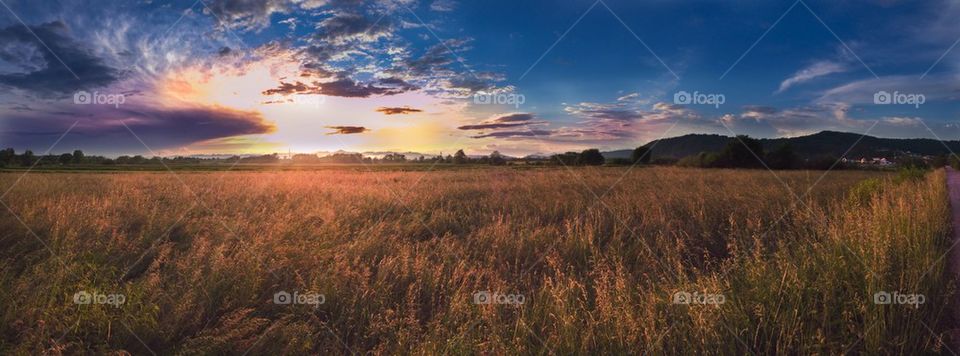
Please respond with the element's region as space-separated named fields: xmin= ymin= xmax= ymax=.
xmin=376 ymin=106 xmax=423 ymax=115
xmin=325 ymin=126 xmax=369 ymax=135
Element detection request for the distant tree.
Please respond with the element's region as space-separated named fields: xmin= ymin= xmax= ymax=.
xmin=21 ymin=150 xmax=35 ymax=167
xmin=383 ymin=153 xmax=406 ymax=162
xmin=631 ymin=146 xmax=652 ymax=164
xmin=72 ymin=150 xmax=85 ymax=164
xmin=489 ymin=151 xmax=506 ymax=166
xmin=897 ymin=156 xmax=928 ymax=169
xmin=453 ymin=149 xmax=468 ymax=164
xmin=0 ymin=148 xmax=14 ymax=167
xmin=802 ymin=155 xmax=841 ymax=170
xmin=577 ymin=149 xmax=605 ymax=166
xmin=764 ymin=144 xmax=797 ymax=170
xmin=551 ymin=152 xmax=580 ymax=166
xmin=58 ymin=153 xmax=74 ymax=165
xmin=718 ymin=135 xmax=764 ymax=168
xmin=678 ymin=152 xmax=720 ymax=168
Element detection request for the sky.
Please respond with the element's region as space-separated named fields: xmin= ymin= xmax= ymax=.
xmin=0 ymin=0 xmax=959 ymax=157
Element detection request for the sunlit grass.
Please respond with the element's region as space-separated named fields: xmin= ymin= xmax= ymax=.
xmin=0 ymin=167 xmax=951 ymax=354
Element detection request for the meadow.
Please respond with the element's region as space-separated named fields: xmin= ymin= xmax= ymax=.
xmin=0 ymin=167 xmax=953 ymax=354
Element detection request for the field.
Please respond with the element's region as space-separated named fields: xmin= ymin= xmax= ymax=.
xmin=0 ymin=167 xmax=953 ymax=354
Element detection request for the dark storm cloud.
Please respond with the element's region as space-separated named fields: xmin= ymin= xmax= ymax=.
xmin=325 ymin=126 xmax=368 ymax=134
xmin=376 ymin=106 xmax=423 ymax=115
xmin=0 ymin=103 xmax=274 ymax=151
xmin=0 ymin=21 xmax=119 ymax=95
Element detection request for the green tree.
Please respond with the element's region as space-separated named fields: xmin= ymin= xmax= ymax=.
xmin=489 ymin=151 xmax=506 ymax=166
xmin=764 ymin=144 xmax=797 ymax=170
xmin=72 ymin=150 xmax=85 ymax=163
xmin=58 ymin=153 xmax=74 ymax=165
xmin=631 ymin=146 xmax=652 ymax=164
xmin=551 ymin=152 xmax=579 ymax=166
xmin=453 ymin=149 xmax=468 ymax=164
xmin=20 ymin=150 xmax=35 ymax=167
xmin=719 ymin=135 xmax=764 ymax=168
xmin=577 ymin=149 xmax=605 ymax=166
xmin=0 ymin=148 xmax=14 ymax=167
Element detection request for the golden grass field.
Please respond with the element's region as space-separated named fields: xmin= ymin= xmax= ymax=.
xmin=0 ymin=167 xmax=953 ymax=354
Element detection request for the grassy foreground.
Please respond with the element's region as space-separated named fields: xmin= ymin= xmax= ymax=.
xmin=0 ymin=167 xmax=953 ymax=354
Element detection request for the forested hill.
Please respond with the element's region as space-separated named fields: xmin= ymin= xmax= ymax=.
xmin=603 ymin=131 xmax=960 ymax=160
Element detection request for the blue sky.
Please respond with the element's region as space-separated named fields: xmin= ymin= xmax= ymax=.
xmin=0 ymin=0 xmax=958 ymax=156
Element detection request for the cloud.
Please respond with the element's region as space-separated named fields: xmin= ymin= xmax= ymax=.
xmin=430 ymin=0 xmax=456 ymax=11
xmin=0 ymin=102 xmax=275 ymax=153
xmin=376 ymin=106 xmax=423 ymax=115
xmin=457 ymin=112 xmax=544 ymax=130
xmin=470 ymin=130 xmax=552 ymax=139
xmin=262 ymin=77 xmax=417 ymax=97
xmin=315 ymin=10 xmax=394 ymax=45
xmin=777 ymin=61 xmax=847 ymax=94
xmin=325 ymin=125 xmax=369 ymax=134
xmin=0 ymin=21 xmax=119 ymax=95
xmin=203 ymin=0 xmax=298 ymax=31
xmin=818 ymin=75 xmax=960 ymax=104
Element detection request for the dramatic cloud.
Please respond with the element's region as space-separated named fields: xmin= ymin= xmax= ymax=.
xmin=263 ymin=77 xmax=417 ymax=97
xmin=458 ymin=113 xmax=544 ymax=130
xmin=203 ymin=0 xmax=299 ymax=31
xmin=376 ymin=106 xmax=423 ymax=115
xmin=776 ymin=61 xmax=847 ymax=93
xmin=325 ymin=126 xmax=369 ymax=134
xmin=315 ymin=11 xmax=394 ymax=45
xmin=0 ymin=102 xmax=275 ymax=153
xmin=0 ymin=21 xmax=119 ymax=94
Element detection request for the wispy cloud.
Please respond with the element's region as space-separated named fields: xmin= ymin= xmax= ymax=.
xmin=776 ymin=61 xmax=847 ymax=94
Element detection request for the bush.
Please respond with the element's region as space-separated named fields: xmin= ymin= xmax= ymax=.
xmin=576 ymin=149 xmax=605 ymax=166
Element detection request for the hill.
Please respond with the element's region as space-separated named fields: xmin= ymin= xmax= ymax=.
xmin=604 ymin=131 xmax=960 ymax=160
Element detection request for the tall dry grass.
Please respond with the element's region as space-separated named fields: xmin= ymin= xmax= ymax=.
xmin=0 ymin=167 xmax=951 ymax=354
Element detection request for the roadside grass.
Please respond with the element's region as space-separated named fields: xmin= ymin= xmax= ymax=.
xmin=0 ymin=167 xmax=951 ymax=354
